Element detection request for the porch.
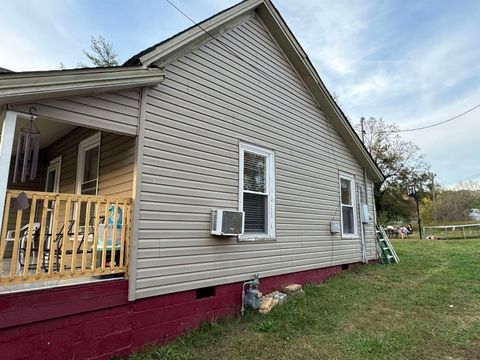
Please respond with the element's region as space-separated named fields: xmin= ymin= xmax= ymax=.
xmin=0 ymin=190 xmax=131 ymax=285
xmin=0 ymin=114 xmax=135 ymax=290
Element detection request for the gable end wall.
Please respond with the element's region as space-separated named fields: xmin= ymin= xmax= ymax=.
xmin=135 ymin=15 xmax=376 ymax=299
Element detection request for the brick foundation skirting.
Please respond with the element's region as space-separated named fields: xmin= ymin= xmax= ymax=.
xmin=0 ymin=263 xmax=359 ymax=360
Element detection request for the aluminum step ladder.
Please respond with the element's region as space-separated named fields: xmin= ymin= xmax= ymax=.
xmin=376 ymin=225 xmax=399 ymax=264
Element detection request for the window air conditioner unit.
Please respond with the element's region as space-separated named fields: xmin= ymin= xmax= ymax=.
xmin=210 ymin=209 xmax=244 ymax=236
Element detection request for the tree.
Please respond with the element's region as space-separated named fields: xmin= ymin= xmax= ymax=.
xmin=450 ymin=180 xmax=480 ymax=191
xmin=354 ymin=117 xmax=431 ymax=223
xmin=79 ymin=35 xmax=119 ymax=67
xmin=356 ymin=117 xmax=430 ymax=186
xmin=429 ymin=188 xmax=480 ymax=223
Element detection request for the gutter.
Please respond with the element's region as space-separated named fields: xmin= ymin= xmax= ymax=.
xmin=0 ymin=66 xmax=165 ymax=105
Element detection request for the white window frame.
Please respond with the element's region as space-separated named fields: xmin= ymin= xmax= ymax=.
xmin=45 ymin=157 xmax=62 ymax=233
xmin=238 ymin=142 xmax=275 ymax=241
xmin=339 ymin=173 xmax=357 ymax=238
xmin=75 ymin=132 xmax=101 ymax=195
xmin=45 ymin=156 xmax=62 ymax=193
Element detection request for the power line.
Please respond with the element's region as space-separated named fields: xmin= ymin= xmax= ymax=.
xmin=170 ymin=0 xmax=477 ymax=138
xmin=164 ymin=0 xmax=274 ymax=85
xmin=380 ymin=103 xmax=480 ymax=134
xmin=165 ymin=0 xmax=352 ymax=263
xmin=163 ymin=0 xmax=342 ymax=172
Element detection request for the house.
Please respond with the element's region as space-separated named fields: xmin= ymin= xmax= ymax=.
xmin=0 ymin=67 xmax=13 ymax=74
xmin=0 ymin=0 xmax=383 ymax=359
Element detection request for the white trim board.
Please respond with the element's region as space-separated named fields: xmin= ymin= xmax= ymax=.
xmin=0 ymin=111 xmax=17 ymax=232
xmin=339 ymin=173 xmax=357 ymax=239
xmin=75 ymin=132 xmax=101 ymax=196
xmin=45 ymin=156 xmax=62 ymax=193
xmin=238 ymin=142 xmax=275 ymax=241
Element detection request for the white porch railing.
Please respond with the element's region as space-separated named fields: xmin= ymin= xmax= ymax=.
xmin=0 ymin=190 xmax=131 ymax=284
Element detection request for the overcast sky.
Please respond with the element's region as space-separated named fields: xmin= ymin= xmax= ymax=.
xmin=1 ymin=0 xmax=478 ymax=186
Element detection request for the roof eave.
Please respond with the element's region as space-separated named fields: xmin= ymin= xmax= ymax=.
xmin=0 ymin=66 xmax=165 ymax=105
xmin=129 ymin=0 xmax=263 ymax=67
xmin=257 ymin=1 xmax=384 ymax=183
xmin=122 ymin=0 xmax=384 ymax=182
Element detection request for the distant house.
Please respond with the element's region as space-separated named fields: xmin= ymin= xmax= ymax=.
xmin=0 ymin=0 xmax=383 ymax=359
xmin=0 ymin=67 xmax=13 ymax=74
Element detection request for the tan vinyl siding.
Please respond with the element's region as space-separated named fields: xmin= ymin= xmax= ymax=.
xmin=98 ymin=132 xmax=135 ymax=198
xmin=43 ymin=127 xmax=135 ymax=198
xmin=135 ymin=15 xmax=378 ymax=298
xmin=44 ymin=127 xmax=95 ymax=194
xmin=11 ymin=90 xmax=140 ymax=136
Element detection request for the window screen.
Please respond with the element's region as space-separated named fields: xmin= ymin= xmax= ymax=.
xmin=239 ymin=144 xmax=275 ymax=238
xmin=340 ymin=176 xmax=355 ymax=236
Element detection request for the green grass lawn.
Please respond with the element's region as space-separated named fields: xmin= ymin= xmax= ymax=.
xmin=130 ymin=240 xmax=480 ymax=360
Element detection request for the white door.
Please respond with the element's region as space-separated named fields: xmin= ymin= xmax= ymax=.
xmin=45 ymin=157 xmax=61 ymax=232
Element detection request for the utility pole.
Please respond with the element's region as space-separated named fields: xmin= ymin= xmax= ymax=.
xmin=431 ymin=173 xmax=437 ymax=223
xmin=360 ymin=117 xmax=366 ymax=142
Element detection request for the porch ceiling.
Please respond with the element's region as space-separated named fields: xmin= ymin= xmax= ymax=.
xmin=0 ymin=116 xmax=76 ymax=150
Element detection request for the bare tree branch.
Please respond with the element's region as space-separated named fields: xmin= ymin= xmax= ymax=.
xmin=80 ymin=35 xmax=119 ymax=68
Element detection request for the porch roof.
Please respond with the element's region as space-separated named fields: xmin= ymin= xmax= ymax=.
xmin=0 ymin=66 xmax=165 ymax=106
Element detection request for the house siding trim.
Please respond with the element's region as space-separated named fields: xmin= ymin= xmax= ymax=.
xmin=339 ymin=172 xmax=357 ymax=239
xmin=128 ymin=1 xmax=263 ymax=66
xmin=238 ymin=142 xmax=276 ymax=241
xmin=129 ymin=87 xmax=148 ymax=301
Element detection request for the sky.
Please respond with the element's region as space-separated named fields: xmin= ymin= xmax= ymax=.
xmin=1 ymin=0 xmax=479 ymax=186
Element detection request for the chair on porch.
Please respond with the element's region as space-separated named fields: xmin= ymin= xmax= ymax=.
xmin=15 ymin=221 xmax=76 ymax=272
xmin=14 ymin=223 xmax=41 ymax=270
xmin=53 ymin=216 xmax=105 ymax=271
xmin=41 ymin=220 xmax=76 ymax=271
xmin=15 ymin=220 xmax=78 ymax=272
xmin=95 ymin=205 xmax=123 ymax=267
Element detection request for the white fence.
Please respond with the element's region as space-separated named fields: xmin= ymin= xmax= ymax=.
xmin=423 ymin=223 xmax=480 ymax=239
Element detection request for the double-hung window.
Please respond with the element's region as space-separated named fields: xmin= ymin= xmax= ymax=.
xmin=239 ymin=143 xmax=275 ymax=240
xmin=340 ymin=174 xmax=356 ymax=237
xmin=76 ymin=132 xmax=101 ymax=226
xmin=76 ymin=133 xmax=101 ymax=196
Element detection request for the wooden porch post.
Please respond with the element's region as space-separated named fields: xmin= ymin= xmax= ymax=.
xmin=0 ymin=110 xmax=17 ymax=231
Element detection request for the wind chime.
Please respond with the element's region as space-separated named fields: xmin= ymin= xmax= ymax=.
xmin=13 ymin=107 xmax=41 ymax=183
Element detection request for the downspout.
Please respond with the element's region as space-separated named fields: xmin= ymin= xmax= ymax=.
xmin=359 ymin=189 xmax=367 ymax=264
xmin=359 ymin=117 xmax=368 ymax=264
xmin=362 ymin=168 xmax=369 ymax=263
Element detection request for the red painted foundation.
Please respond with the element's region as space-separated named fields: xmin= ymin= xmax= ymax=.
xmin=0 ymin=263 xmax=354 ymax=360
